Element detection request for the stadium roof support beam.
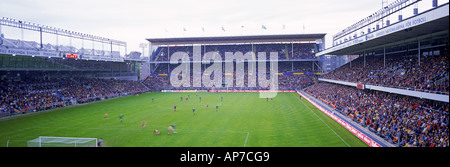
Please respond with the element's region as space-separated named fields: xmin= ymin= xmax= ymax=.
xmin=0 ymin=17 xmax=136 ymax=62
xmin=332 ymin=0 xmax=422 ymax=45
xmin=418 ymin=40 xmax=421 ymax=66
xmin=383 ymin=47 xmax=386 ymax=68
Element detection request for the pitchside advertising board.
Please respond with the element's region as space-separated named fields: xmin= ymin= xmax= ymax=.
xmin=357 ymin=83 xmax=365 ymax=90
xmin=162 ymin=90 xmax=295 ymax=93
xmin=0 ymin=48 xmax=59 ymax=57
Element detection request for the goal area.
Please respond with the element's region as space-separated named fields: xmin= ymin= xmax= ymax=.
xmin=27 ymin=136 xmax=98 ymax=147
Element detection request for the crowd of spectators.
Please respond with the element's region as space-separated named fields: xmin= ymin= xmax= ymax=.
xmin=278 ymin=75 xmax=315 ymax=90
xmin=321 ymin=52 xmax=449 ymax=94
xmin=0 ymin=76 xmax=148 ymax=117
xmin=1 ymin=54 xmax=133 ymax=73
xmin=144 ymin=61 xmax=317 ymax=91
xmin=46 ymin=57 xmax=130 ymax=71
xmin=304 ymin=82 xmax=449 ymax=147
xmin=143 ymin=73 xmax=315 ymax=91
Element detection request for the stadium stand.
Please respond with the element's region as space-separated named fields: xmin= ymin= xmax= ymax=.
xmin=142 ymin=72 xmax=316 ymax=91
xmin=304 ymin=82 xmax=449 ymax=147
xmin=144 ymin=34 xmax=323 ymax=91
xmin=308 ymin=1 xmax=449 ymax=147
xmin=151 ymin=43 xmax=317 ymax=62
xmin=0 ymin=71 xmax=148 ymax=117
xmin=321 ymin=51 xmax=449 ymax=95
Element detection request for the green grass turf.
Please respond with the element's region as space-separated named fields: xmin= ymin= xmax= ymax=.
xmin=0 ymin=92 xmax=368 ymax=147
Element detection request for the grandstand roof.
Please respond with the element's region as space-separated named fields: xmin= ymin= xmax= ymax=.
xmin=317 ymin=3 xmax=449 ymax=56
xmin=146 ymin=33 xmax=326 ymax=45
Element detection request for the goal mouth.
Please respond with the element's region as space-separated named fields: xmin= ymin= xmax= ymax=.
xmin=27 ymin=136 xmax=98 ymax=147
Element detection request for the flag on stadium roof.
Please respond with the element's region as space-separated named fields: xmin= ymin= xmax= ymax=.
xmin=262 ymin=25 xmax=267 ymax=29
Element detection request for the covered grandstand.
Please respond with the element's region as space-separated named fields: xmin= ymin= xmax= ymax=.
xmin=144 ymin=34 xmax=326 ymax=91
xmin=0 ymin=17 xmax=150 ymax=117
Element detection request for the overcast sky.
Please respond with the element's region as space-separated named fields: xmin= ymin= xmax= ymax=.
xmin=0 ymin=0 xmax=444 ymax=56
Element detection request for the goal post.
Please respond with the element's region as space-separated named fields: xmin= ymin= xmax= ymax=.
xmin=27 ymin=136 xmax=98 ymax=147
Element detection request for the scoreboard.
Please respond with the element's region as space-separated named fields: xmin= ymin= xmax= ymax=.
xmin=66 ymin=53 xmax=79 ymax=59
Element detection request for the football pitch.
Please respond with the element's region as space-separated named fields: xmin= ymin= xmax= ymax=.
xmin=0 ymin=92 xmax=368 ymax=147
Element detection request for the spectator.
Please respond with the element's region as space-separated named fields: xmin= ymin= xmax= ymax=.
xmin=304 ymin=82 xmax=449 ymax=147
xmin=321 ymin=52 xmax=449 ymax=95
xmin=0 ymin=75 xmax=148 ymax=117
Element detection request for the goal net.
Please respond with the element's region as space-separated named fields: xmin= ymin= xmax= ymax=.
xmin=27 ymin=136 xmax=98 ymax=147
